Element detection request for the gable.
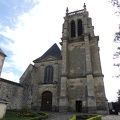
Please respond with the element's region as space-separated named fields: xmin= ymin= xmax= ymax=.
xmin=41 ymin=55 xmax=57 ymax=61
xmin=20 ymin=64 xmax=36 ymax=84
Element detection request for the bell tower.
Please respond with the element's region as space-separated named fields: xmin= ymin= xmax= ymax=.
xmin=59 ymin=3 xmax=108 ymax=114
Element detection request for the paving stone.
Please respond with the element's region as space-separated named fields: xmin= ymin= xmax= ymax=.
xmin=102 ymin=115 xmax=120 ymax=120
xmin=46 ymin=112 xmax=74 ymax=120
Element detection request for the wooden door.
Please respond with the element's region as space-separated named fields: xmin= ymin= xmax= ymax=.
xmin=76 ymin=100 xmax=82 ymax=112
xmin=41 ymin=91 xmax=52 ymax=111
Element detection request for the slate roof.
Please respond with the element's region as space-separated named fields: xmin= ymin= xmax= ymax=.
xmin=33 ymin=43 xmax=61 ymax=63
xmin=0 ymin=98 xmax=9 ymax=104
xmin=0 ymin=48 xmax=7 ymax=57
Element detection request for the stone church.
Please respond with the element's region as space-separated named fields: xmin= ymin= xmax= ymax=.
xmin=0 ymin=4 xmax=108 ymax=114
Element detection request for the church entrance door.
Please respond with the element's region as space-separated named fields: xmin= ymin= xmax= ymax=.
xmin=76 ymin=100 xmax=82 ymax=112
xmin=41 ymin=91 xmax=52 ymax=111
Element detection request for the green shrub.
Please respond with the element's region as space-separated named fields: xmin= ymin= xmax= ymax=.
xmin=17 ymin=105 xmax=35 ymax=117
xmin=1 ymin=110 xmax=48 ymax=120
xmin=27 ymin=112 xmax=48 ymax=120
xmin=69 ymin=115 xmax=76 ymax=120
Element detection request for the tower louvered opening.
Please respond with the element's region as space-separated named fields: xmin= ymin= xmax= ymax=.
xmin=78 ymin=19 xmax=83 ymax=36
xmin=71 ymin=20 xmax=76 ymax=37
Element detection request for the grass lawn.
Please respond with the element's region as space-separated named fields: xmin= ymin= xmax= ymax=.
xmin=1 ymin=111 xmax=34 ymax=120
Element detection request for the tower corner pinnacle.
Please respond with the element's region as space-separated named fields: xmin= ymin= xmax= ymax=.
xmin=83 ymin=3 xmax=87 ymax=11
xmin=66 ymin=7 xmax=69 ymax=16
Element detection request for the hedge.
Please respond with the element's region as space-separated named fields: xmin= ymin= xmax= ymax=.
xmin=69 ymin=115 xmax=101 ymax=120
xmin=26 ymin=112 xmax=48 ymax=120
xmin=69 ymin=115 xmax=76 ymax=120
xmin=86 ymin=115 xmax=102 ymax=120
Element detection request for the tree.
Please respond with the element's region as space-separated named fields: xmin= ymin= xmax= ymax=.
xmin=111 ymin=0 xmax=120 ymax=77
xmin=115 ymin=89 xmax=120 ymax=111
xmin=111 ymin=90 xmax=120 ymax=113
xmin=117 ymin=89 xmax=120 ymax=104
xmin=111 ymin=0 xmax=120 ymax=13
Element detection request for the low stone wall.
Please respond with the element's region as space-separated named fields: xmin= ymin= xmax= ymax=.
xmin=0 ymin=78 xmax=23 ymax=109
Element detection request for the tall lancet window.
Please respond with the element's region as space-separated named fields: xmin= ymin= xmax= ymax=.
xmin=71 ymin=20 xmax=76 ymax=37
xmin=44 ymin=65 xmax=54 ymax=84
xmin=78 ymin=19 xmax=83 ymax=36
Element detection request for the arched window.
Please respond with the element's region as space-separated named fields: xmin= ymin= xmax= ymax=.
xmin=44 ymin=66 xmax=53 ymax=84
xmin=71 ymin=20 xmax=76 ymax=37
xmin=78 ymin=19 xmax=83 ymax=36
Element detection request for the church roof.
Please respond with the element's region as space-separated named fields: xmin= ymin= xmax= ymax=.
xmin=33 ymin=43 xmax=61 ymax=62
xmin=0 ymin=48 xmax=6 ymax=57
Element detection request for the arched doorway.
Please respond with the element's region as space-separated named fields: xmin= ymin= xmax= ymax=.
xmin=41 ymin=91 xmax=52 ymax=111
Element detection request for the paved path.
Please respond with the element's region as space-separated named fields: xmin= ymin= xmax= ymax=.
xmin=102 ymin=115 xmax=120 ymax=120
xmin=45 ymin=112 xmax=74 ymax=120
xmin=45 ymin=112 xmax=120 ymax=120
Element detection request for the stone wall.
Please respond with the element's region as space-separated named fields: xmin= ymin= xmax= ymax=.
xmin=94 ymin=76 xmax=108 ymax=111
xmin=68 ymin=42 xmax=86 ymax=77
xmin=90 ymin=39 xmax=102 ymax=75
xmin=67 ymin=78 xmax=87 ymax=112
xmin=20 ymin=64 xmax=37 ymax=108
xmin=0 ymin=78 xmax=23 ymax=109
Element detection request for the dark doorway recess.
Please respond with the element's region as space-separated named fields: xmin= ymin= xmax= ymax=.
xmin=76 ymin=100 xmax=82 ymax=112
xmin=41 ymin=91 xmax=52 ymax=111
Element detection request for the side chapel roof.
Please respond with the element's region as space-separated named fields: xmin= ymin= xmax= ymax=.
xmin=0 ymin=48 xmax=6 ymax=57
xmin=0 ymin=78 xmax=23 ymax=87
xmin=33 ymin=43 xmax=61 ymax=62
xmin=0 ymin=98 xmax=9 ymax=104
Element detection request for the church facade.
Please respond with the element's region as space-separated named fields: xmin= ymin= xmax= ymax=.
xmin=20 ymin=4 xmax=108 ymax=114
xmin=0 ymin=4 xmax=108 ymax=114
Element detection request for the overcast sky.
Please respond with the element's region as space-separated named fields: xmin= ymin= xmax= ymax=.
xmin=0 ymin=0 xmax=120 ymax=102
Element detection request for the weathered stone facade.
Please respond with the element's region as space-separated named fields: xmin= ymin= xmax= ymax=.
xmin=0 ymin=4 xmax=108 ymax=114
